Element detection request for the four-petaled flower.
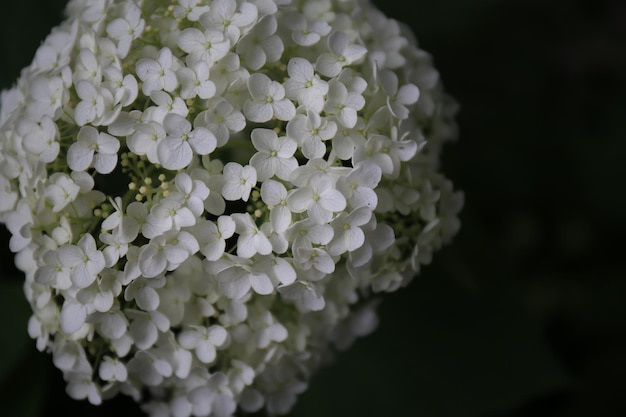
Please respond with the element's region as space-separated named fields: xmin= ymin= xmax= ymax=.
xmin=67 ymin=126 xmax=120 ymax=174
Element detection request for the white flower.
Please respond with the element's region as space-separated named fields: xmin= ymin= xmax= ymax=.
xmin=58 ymin=234 xmax=105 ymax=289
xmin=170 ymin=172 xmax=210 ymax=216
xmin=177 ymin=27 xmax=230 ymax=66
xmin=106 ymin=2 xmax=145 ymax=57
xmin=102 ymin=64 xmax=139 ymax=108
xmin=316 ymin=31 xmax=367 ymax=77
xmin=323 ymin=78 xmax=365 ymax=129
xmin=126 ymin=308 xmax=170 ymax=350
xmin=196 ymin=216 xmax=236 ymax=261
xmin=72 ymin=49 xmax=100 ymax=85
xmin=101 ymin=199 xmax=146 ymax=244
xmin=66 ymin=371 xmax=102 ymax=405
xmin=172 ymin=0 xmax=210 ymax=22
xmin=188 ymin=373 xmax=237 ymax=417
xmin=127 ymin=121 xmax=165 ymax=164
xmin=236 ymin=15 xmax=283 ymax=70
xmin=287 ymin=173 xmax=347 ymax=224
xmin=27 ymin=75 xmax=67 ymax=120
xmin=136 ymin=47 xmax=178 ymax=95
xmin=379 ymin=69 xmax=420 ymax=120
xmin=244 ymin=73 xmax=295 ymax=122
xmin=232 ymin=213 xmax=272 ymax=258
xmin=145 ymin=90 xmax=189 ymax=123
xmin=336 ymin=161 xmax=382 ymax=209
xmin=67 ymin=126 xmax=120 ymax=174
xmin=126 ymin=350 xmax=173 ymax=386
xmin=5 ymin=200 xmax=34 ymax=252
xmin=286 ymin=112 xmax=337 ymax=159
xmin=43 ymin=173 xmax=80 ymax=213
xmin=138 ymin=230 xmax=199 ymax=278
xmin=35 ymin=249 xmax=71 ymax=289
xmin=260 ymin=180 xmax=291 ymax=233
xmin=327 ymin=206 xmax=372 ymax=256
xmin=277 ymin=281 xmax=325 ymax=311
xmin=178 ymin=325 xmax=228 ymax=363
xmin=99 ymin=356 xmax=128 ymax=382
xmin=124 ymin=275 xmax=165 ymax=312
xmin=249 ymin=128 xmax=298 ymax=181
xmin=142 ymin=198 xmax=195 ymax=239
xmin=199 ymin=0 xmax=258 ymax=44
xmin=285 ymin=12 xmax=331 ymax=47
xmin=208 ymin=53 xmax=246 ymax=96
xmin=284 ymin=57 xmax=328 ymax=112
xmin=207 ymin=256 xmax=273 ymax=298
xmin=194 ymin=98 xmax=246 ymax=147
xmin=221 ymin=162 xmax=257 ymax=201
xmin=286 ymin=218 xmax=333 ymax=253
xmin=177 ymin=60 xmax=216 ymax=100
xmin=73 ymin=80 xmax=105 ymax=126
xmin=249 ymin=311 xmax=287 ymax=348
xmin=294 ymin=246 xmax=335 ymax=274
xmin=353 ymin=133 xmax=418 ymax=178
xmin=157 ymin=113 xmax=217 ymax=170
xmin=17 ymin=116 xmax=59 ymax=163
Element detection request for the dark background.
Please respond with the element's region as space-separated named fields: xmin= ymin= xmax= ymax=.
xmin=1 ymin=0 xmax=625 ymax=416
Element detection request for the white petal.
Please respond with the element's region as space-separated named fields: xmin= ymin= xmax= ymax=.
xmin=67 ymin=143 xmax=93 ymax=171
xmin=217 ymin=215 xmax=236 ymax=238
xmin=178 ymin=329 xmax=201 ymax=349
xmin=273 ymin=258 xmax=296 ymax=285
xmin=130 ymin=319 xmax=157 ymax=350
xmin=136 ymin=286 xmax=160 ymax=311
xmin=189 ymin=127 xmax=217 ymax=155
xmin=236 ymin=235 xmax=256 ymax=258
xmin=138 ymin=245 xmax=167 ymax=278
xmin=347 ymin=206 xmax=373 ymax=226
xmin=397 ymin=83 xmax=420 ymax=105
xmin=196 ymin=341 xmax=217 ymax=363
xmin=320 ymin=189 xmax=347 ymax=212
xmin=286 ymin=187 xmax=312 ymax=212
xmin=94 ymin=291 xmax=114 ymax=312
xmin=158 ymin=139 xmax=192 ymax=170
xmin=260 ymin=180 xmax=286 ymax=205
xmin=351 ymin=187 xmax=378 ymax=209
xmin=244 ymin=101 xmax=273 ymax=123
xmin=93 ymin=153 xmax=117 ymax=174
xmin=345 ymin=227 xmax=365 ymax=252
xmin=250 ymin=273 xmax=273 ymax=295
xmin=207 ymin=325 xmax=227 ymax=345
xmin=270 ymin=205 xmax=291 ymax=233
xmin=71 ymin=263 xmax=97 ymax=288
xmin=271 ymin=99 xmax=296 ymax=121
xmin=287 ymin=57 xmax=313 ymax=82
xmin=100 ymin=312 xmax=126 ymax=339
xmin=60 ymin=303 xmax=87 ymax=334
xmin=254 ymin=233 xmax=272 ymax=255
xmin=316 ymin=53 xmax=341 ymax=78
xmin=74 ymin=101 xmax=96 ymax=126
xmin=218 ymin=267 xmax=250 ymax=299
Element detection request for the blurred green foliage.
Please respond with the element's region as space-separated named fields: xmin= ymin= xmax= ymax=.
xmin=1 ymin=0 xmax=625 ymax=416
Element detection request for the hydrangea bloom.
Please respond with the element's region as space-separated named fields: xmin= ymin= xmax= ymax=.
xmin=0 ymin=0 xmax=462 ymax=415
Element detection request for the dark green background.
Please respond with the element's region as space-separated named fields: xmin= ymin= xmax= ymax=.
xmin=1 ymin=0 xmax=625 ymax=416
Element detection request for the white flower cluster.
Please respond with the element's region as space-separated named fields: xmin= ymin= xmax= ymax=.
xmin=0 ymin=0 xmax=462 ymax=415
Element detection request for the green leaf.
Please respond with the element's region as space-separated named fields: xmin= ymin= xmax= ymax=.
xmin=0 ymin=281 xmax=32 ymax=383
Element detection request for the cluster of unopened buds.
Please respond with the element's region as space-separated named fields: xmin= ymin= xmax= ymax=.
xmin=0 ymin=0 xmax=462 ymax=415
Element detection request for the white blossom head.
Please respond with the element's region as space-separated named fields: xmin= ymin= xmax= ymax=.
xmin=0 ymin=0 xmax=462 ymax=416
